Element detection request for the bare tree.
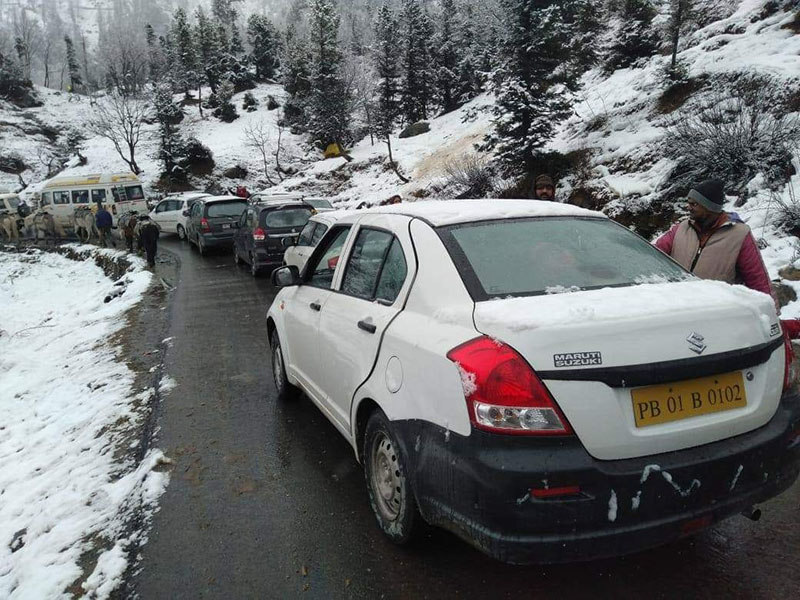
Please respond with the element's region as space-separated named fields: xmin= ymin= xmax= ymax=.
xmin=274 ymin=116 xmax=286 ymax=181
xmin=244 ymin=119 xmax=277 ymax=185
xmin=91 ymin=92 xmax=149 ymax=174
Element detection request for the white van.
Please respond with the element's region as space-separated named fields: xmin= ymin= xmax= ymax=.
xmin=37 ymin=173 xmax=149 ymax=228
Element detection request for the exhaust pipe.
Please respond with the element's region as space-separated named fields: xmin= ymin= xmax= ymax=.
xmin=741 ymin=506 xmax=762 ymax=521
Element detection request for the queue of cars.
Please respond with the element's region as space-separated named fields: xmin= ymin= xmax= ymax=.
xmin=266 ymin=199 xmax=800 ymax=564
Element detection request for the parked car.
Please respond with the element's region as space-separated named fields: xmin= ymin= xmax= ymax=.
xmin=233 ymin=199 xmax=314 ymax=275
xmin=149 ymin=192 xmax=210 ymax=240
xmin=266 ymin=199 xmax=800 ymax=564
xmin=283 ymin=210 xmax=352 ymax=271
xmin=185 ymin=195 xmax=248 ymax=255
xmin=249 ymin=191 xmax=335 ymax=212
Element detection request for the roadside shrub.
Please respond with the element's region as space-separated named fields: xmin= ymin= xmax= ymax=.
xmin=443 ymin=155 xmax=496 ymax=198
xmin=213 ymin=80 xmax=239 ymax=122
xmin=181 ymin=137 xmax=215 ymax=176
xmin=664 ymin=88 xmax=800 ymax=193
xmin=242 ymin=92 xmax=259 ymax=112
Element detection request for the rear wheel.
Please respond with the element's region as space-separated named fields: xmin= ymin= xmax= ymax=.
xmin=198 ymin=236 xmax=206 ymax=256
xmin=234 ymin=246 xmax=242 ymax=266
xmin=250 ymin=253 xmax=260 ymax=277
xmin=177 ymin=224 xmax=186 ymax=241
xmin=363 ymin=411 xmax=420 ymax=544
xmin=270 ymin=331 xmax=298 ymax=401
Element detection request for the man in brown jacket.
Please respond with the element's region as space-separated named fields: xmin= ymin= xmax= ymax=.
xmin=654 ymin=179 xmax=772 ymax=297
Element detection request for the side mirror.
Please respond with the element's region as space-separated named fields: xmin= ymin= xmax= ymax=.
xmin=281 ymin=236 xmax=297 ymax=248
xmin=272 ymin=265 xmax=300 ymax=287
xmin=182 ymin=210 xmax=190 ymax=217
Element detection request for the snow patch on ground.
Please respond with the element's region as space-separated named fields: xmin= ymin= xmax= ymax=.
xmin=0 ymin=248 xmax=169 ymax=598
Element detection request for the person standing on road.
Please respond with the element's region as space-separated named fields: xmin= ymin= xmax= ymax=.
xmin=95 ymin=204 xmax=113 ymax=248
xmin=123 ymin=211 xmax=138 ymax=252
xmin=654 ymin=178 xmax=772 ymax=297
xmin=532 ymin=174 xmax=556 ymax=201
xmin=137 ymin=215 xmax=160 ymax=267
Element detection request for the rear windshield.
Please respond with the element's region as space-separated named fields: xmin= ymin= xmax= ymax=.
xmin=440 ymin=217 xmax=689 ymax=299
xmin=305 ymin=198 xmax=333 ymax=210
xmin=207 ymin=200 xmax=248 ymax=218
xmin=262 ymin=207 xmax=312 ymax=228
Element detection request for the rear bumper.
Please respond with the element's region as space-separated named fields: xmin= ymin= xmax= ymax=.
xmin=394 ymin=394 xmax=800 ymax=564
xmin=254 ymin=246 xmax=286 ymax=267
xmin=199 ymin=232 xmax=235 ymax=247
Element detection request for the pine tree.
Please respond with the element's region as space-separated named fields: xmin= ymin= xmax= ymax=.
xmin=145 ymin=24 xmax=164 ymax=83
xmin=567 ymin=0 xmax=603 ymax=72
xmin=282 ymin=24 xmax=312 ymax=129
xmin=212 ymin=0 xmax=236 ymax=29
xmin=454 ymin=0 xmax=483 ymax=105
xmin=64 ymin=35 xmax=83 ymax=93
xmin=483 ymin=0 xmax=576 ymax=173
xmin=667 ymin=0 xmax=694 ymax=78
xmin=195 ymin=7 xmax=222 ymax=93
xmin=171 ymin=8 xmax=199 ymax=97
xmin=307 ymin=0 xmax=350 ymax=147
xmin=399 ymin=0 xmax=434 ymax=123
xmin=153 ymin=82 xmax=187 ymax=182
xmin=213 ymin=79 xmax=238 ymax=122
xmin=434 ymin=0 xmax=459 ymax=113
xmin=605 ymin=0 xmax=659 ymax=71
xmin=373 ymin=3 xmax=408 ymax=182
xmin=247 ymin=15 xmax=280 ymax=81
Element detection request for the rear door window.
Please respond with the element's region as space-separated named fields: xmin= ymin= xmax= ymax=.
xmin=307 ymin=226 xmax=351 ymax=289
xmin=263 ymin=207 xmax=312 ymax=229
xmin=91 ymin=189 xmax=106 ymax=204
xmin=375 ymin=239 xmax=408 ymax=304
xmin=207 ymin=200 xmax=247 ymax=218
xmin=341 ymin=229 xmax=395 ymax=300
xmin=311 ymin=224 xmax=328 ymax=245
xmin=72 ymin=190 xmax=89 ymax=204
xmin=41 ymin=192 xmax=52 ymax=206
xmin=297 ymin=221 xmax=316 ymax=246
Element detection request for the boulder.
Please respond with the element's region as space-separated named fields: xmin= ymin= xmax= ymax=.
xmin=267 ymin=95 xmax=280 ymax=110
xmin=399 ymin=121 xmax=430 ymax=138
xmin=223 ymin=165 xmax=248 ymax=179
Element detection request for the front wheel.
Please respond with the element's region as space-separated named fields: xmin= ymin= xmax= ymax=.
xmin=177 ymin=224 xmax=186 ymax=241
xmin=363 ymin=411 xmax=420 ymax=545
xmin=270 ymin=331 xmax=298 ymax=401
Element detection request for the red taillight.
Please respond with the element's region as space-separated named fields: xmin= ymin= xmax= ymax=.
xmin=446 ymin=336 xmax=572 ymax=435
xmin=200 ymin=217 xmax=210 ymax=232
xmin=253 ymin=227 xmax=266 ymax=241
xmin=531 ymin=485 xmax=581 ymax=499
xmin=783 ymin=332 xmax=797 ymax=394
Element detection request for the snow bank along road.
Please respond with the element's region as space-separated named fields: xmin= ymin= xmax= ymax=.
xmin=0 ymin=246 xmax=170 ymax=599
xmin=133 ymin=238 xmax=800 ymax=599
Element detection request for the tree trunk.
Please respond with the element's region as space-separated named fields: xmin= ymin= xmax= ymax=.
xmin=198 ymin=85 xmax=204 ymax=118
xmin=386 ymin=136 xmax=409 ymax=183
xmin=671 ymin=2 xmax=685 ymax=70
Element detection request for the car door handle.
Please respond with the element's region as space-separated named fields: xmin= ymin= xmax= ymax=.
xmin=358 ymin=320 xmax=376 ymax=334
xmin=310 ymin=302 xmax=321 ymax=311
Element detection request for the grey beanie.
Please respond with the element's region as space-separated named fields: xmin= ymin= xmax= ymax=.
xmin=688 ymin=179 xmax=725 ymax=213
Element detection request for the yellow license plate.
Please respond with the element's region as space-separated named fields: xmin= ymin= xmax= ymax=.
xmin=631 ymin=371 xmax=747 ymax=428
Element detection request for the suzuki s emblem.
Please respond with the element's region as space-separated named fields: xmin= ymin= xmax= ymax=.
xmin=687 ymin=332 xmax=706 ymax=355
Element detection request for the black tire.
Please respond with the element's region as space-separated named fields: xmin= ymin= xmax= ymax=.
xmin=177 ymin=224 xmax=186 ymax=241
xmin=270 ymin=331 xmax=298 ymax=401
xmin=250 ymin=253 xmax=260 ymax=277
xmin=198 ymin=236 xmax=206 ymax=256
xmin=363 ymin=410 xmax=420 ymax=545
xmin=234 ymin=245 xmax=242 ymax=266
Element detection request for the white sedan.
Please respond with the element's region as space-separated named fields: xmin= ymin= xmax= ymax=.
xmin=266 ymin=199 xmax=800 ymax=564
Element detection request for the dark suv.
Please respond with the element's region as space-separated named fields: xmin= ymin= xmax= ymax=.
xmin=233 ymin=200 xmax=314 ymax=276
xmin=186 ymin=195 xmax=249 ymax=255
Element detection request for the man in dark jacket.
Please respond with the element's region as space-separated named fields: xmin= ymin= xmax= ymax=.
xmin=95 ymin=204 xmax=114 ymax=248
xmin=654 ymin=178 xmax=772 ymax=298
xmin=137 ymin=215 xmax=160 ymax=267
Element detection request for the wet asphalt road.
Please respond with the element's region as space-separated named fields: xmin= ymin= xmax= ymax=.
xmin=133 ymin=237 xmax=800 ymax=599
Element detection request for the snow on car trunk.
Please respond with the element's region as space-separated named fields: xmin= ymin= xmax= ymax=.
xmin=0 ymin=248 xmax=169 ymax=598
xmin=472 ymin=280 xmax=785 ymax=460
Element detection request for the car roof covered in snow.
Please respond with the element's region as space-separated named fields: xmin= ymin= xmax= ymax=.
xmin=201 ymin=195 xmax=247 ymax=203
xmin=355 ymin=199 xmax=604 ymax=227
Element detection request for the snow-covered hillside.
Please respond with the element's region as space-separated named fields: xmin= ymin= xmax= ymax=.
xmin=2 ymin=1 xmax=800 ymax=316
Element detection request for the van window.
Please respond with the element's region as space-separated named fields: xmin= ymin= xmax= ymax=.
xmin=53 ymin=191 xmax=70 ymax=205
xmin=41 ymin=192 xmax=51 ymax=206
xmin=92 ymin=189 xmax=106 ymax=204
xmin=111 ymin=188 xmax=122 ymax=202
xmin=125 ymin=185 xmax=145 ymax=201
xmin=72 ymin=190 xmax=89 ymax=204
xmin=5 ymin=196 xmax=20 ymax=209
